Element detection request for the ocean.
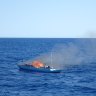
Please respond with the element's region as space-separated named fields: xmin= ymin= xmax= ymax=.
xmin=0 ymin=38 xmax=96 ymax=96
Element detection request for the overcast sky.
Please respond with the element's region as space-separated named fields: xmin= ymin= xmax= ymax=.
xmin=0 ymin=0 xmax=96 ymax=38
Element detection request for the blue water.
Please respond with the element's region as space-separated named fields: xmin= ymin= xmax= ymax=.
xmin=0 ymin=38 xmax=96 ymax=96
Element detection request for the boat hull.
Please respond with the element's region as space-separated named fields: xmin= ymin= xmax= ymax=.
xmin=18 ymin=64 xmax=61 ymax=73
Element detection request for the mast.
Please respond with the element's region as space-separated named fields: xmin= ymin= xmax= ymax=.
xmin=51 ymin=51 xmax=52 ymax=65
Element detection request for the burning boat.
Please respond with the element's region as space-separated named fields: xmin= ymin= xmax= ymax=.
xmin=18 ymin=60 xmax=61 ymax=73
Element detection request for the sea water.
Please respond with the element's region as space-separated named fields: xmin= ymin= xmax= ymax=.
xmin=0 ymin=38 xmax=96 ymax=96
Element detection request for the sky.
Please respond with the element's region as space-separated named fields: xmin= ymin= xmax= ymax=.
xmin=0 ymin=0 xmax=96 ymax=38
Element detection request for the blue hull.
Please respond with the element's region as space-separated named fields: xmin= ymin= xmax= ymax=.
xmin=18 ymin=64 xmax=61 ymax=73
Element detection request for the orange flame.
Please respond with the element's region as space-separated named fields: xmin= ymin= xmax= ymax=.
xmin=32 ymin=60 xmax=44 ymax=68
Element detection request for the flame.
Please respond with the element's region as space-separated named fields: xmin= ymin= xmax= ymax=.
xmin=32 ymin=60 xmax=45 ymax=68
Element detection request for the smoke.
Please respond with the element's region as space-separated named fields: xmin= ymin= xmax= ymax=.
xmin=85 ymin=31 xmax=96 ymax=38
xmin=26 ymin=39 xmax=96 ymax=69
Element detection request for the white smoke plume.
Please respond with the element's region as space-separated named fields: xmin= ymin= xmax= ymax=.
xmin=85 ymin=31 xmax=96 ymax=38
xmin=26 ymin=39 xmax=96 ymax=69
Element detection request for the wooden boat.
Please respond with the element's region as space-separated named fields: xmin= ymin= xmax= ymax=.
xmin=18 ymin=63 xmax=61 ymax=73
xmin=18 ymin=52 xmax=61 ymax=73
